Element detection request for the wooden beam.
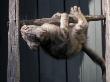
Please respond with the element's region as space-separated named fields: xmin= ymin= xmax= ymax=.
xmin=20 ymin=15 xmax=105 ymax=25
xmin=7 ymin=0 xmax=20 ymax=82
xmin=105 ymin=0 xmax=110 ymax=82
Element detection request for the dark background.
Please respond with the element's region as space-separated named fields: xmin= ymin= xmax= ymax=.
xmin=0 ymin=0 xmax=8 ymax=82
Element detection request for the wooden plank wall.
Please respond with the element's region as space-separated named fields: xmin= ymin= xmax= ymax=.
xmin=81 ymin=0 xmax=103 ymax=82
xmin=20 ymin=0 xmax=39 ymax=82
xmin=19 ymin=0 xmax=103 ymax=82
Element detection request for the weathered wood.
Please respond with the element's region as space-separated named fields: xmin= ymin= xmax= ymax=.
xmin=7 ymin=0 xmax=20 ymax=82
xmin=20 ymin=15 xmax=105 ymax=25
xmin=105 ymin=0 xmax=110 ymax=82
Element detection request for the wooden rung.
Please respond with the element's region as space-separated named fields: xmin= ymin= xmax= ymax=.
xmin=20 ymin=15 xmax=106 ymax=26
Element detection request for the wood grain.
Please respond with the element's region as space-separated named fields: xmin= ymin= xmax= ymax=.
xmin=7 ymin=0 xmax=20 ymax=82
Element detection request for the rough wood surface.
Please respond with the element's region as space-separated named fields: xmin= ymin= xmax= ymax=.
xmin=105 ymin=0 xmax=110 ymax=82
xmin=7 ymin=0 xmax=20 ymax=82
xmin=20 ymin=15 xmax=105 ymax=25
